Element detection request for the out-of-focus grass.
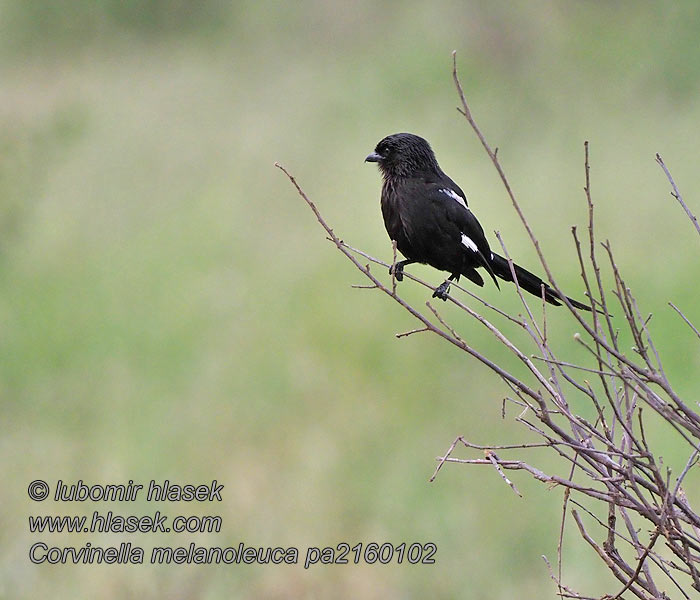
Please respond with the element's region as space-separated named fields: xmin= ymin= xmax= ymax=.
xmin=1 ymin=2 xmax=699 ymax=598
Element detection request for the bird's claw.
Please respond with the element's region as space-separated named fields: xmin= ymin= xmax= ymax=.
xmin=389 ymin=263 xmax=404 ymax=282
xmin=432 ymin=282 xmax=450 ymax=301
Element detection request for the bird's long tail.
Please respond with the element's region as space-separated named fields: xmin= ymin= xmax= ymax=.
xmin=489 ymin=252 xmax=592 ymax=311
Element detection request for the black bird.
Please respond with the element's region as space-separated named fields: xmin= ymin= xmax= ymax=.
xmin=365 ymin=133 xmax=591 ymax=310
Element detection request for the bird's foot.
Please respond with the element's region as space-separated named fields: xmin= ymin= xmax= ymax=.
xmin=432 ymin=280 xmax=451 ymax=301
xmin=389 ymin=261 xmax=405 ymax=282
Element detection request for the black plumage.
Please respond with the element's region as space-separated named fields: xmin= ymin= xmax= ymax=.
xmin=365 ymin=133 xmax=591 ymax=310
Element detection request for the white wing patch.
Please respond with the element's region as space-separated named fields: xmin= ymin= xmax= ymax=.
xmin=440 ymin=188 xmax=468 ymax=211
xmin=461 ymin=234 xmax=479 ymax=253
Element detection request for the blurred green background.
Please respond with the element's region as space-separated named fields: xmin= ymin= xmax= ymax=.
xmin=2 ymin=1 xmax=700 ymax=598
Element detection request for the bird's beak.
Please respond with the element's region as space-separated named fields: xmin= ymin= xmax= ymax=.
xmin=365 ymin=152 xmax=382 ymax=163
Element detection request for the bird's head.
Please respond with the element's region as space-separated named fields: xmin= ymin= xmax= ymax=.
xmin=365 ymin=133 xmax=440 ymax=178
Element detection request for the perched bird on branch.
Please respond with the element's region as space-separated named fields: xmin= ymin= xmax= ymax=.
xmin=365 ymin=133 xmax=591 ymax=310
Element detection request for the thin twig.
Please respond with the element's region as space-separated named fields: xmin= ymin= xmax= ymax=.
xmin=656 ymin=153 xmax=700 ymax=237
xmin=669 ymin=302 xmax=700 ymax=341
xmin=485 ymin=450 xmax=522 ymax=497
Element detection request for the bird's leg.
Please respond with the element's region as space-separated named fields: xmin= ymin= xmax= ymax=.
xmin=389 ymin=259 xmax=415 ymax=282
xmin=432 ymin=274 xmax=459 ymax=301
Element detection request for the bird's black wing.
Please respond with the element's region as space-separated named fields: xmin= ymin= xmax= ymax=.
xmin=424 ymin=181 xmax=500 ymax=288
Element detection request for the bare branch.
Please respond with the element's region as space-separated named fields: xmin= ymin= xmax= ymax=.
xmin=656 ymin=153 xmax=700 ymax=237
xmin=277 ymin=53 xmax=700 ymax=598
xmin=669 ymin=302 xmax=700 ymax=341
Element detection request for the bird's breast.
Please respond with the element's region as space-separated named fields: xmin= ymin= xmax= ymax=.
xmin=380 ymin=181 xmax=414 ymax=258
